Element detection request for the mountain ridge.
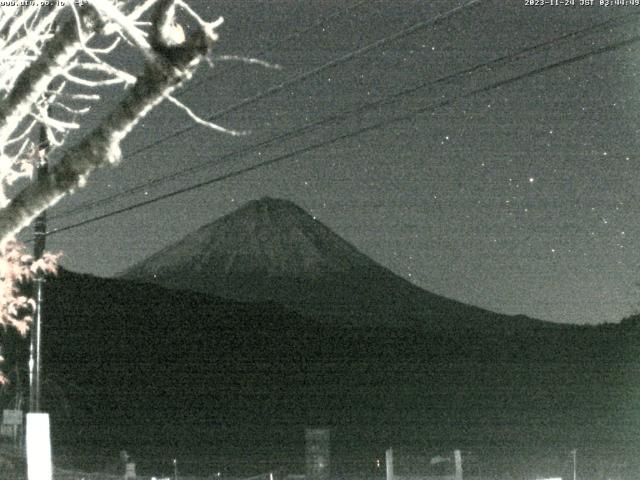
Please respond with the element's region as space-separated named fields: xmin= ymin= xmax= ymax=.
xmin=123 ymin=197 xmax=548 ymax=330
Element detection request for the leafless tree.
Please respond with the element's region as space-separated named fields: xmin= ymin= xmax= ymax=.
xmin=0 ymin=0 xmax=229 ymax=368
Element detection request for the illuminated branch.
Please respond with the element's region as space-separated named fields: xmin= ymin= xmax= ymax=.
xmin=0 ymin=1 xmax=230 ymax=378
xmin=0 ymin=0 xmax=221 ymax=241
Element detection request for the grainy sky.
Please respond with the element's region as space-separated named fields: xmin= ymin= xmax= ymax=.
xmin=34 ymin=0 xmax=640 ymax=325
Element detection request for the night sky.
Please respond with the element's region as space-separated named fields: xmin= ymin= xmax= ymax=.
xmin=30 ymin=0 xmax=640 ymax=325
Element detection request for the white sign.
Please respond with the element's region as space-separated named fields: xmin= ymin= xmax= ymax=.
xmin=2 ymin=409 xmax=22 ymax=425
xmin=125 ymin=462 xmax=136 ymax=479
xmin=26 ymin=413 xmax=52 ymax=480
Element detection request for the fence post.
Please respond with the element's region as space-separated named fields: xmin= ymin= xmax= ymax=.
xmin=454 ymin=450 xmax=463 ymax=480
xmin=385 ymin=448 xmax=393 ymax=480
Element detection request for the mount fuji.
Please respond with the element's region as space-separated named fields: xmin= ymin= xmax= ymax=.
xmin=123 ymin=197 xmax=543 ymax=330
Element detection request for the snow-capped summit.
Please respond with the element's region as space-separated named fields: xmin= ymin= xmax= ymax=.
xmin=126 ymin=196 xmax=375 ymax=277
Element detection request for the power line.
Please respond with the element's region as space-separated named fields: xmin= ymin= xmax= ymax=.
xmin=49 ymin=0 xmax=485 ymax=221
xmin=50 ymin=116 xmax=344 ymax=220
xmin=49 ymin=11 xmax=639 ymax=222
xmin=47 ymin=2 xmax=372 ymax=222
xmin=115 ymin=0 xmax=485 ymax=158
xmin=40 ymin=33 xmax=640 ymax=239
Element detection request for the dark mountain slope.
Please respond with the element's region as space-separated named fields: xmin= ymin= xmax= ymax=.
xmin=0 ymin=269 xmax=635 ymax=475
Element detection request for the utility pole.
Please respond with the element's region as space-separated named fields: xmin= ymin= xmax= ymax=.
xmin=26 ymin=10 xmax=55 ymax=480
xmin=571 ymin=449 xmax=577 ymax=480
xmin=28 ymin=124 xmax=48 ymax=414
xmin=28 ymin=0 xmax=56 ymax=417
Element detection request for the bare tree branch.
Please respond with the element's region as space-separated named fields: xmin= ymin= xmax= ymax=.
xmin=0 ymin=7 xmax=102 ymax=147
xmin=0 ymin=0 xmax=218 ymax=242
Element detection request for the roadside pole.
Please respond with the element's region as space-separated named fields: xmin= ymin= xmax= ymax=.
xmin=26 ymin=75 xmax=52 ymax=480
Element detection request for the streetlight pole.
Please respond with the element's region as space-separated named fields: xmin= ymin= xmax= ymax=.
xmin=571 ymin=449 xmax=577 ymax=480
xmin=28 ymin=125 xmax=48 ymax=414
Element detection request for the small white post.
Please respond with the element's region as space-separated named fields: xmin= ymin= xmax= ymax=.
xmin=386 ymin=448 xmax=394 ymax=480
xmin=454 ymin=449 xmax=463 ymax=480
xmin=125 ymin=461 xmax=136 ymax=479
xmin=26 ymin=412 xmax=52 ymax=480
